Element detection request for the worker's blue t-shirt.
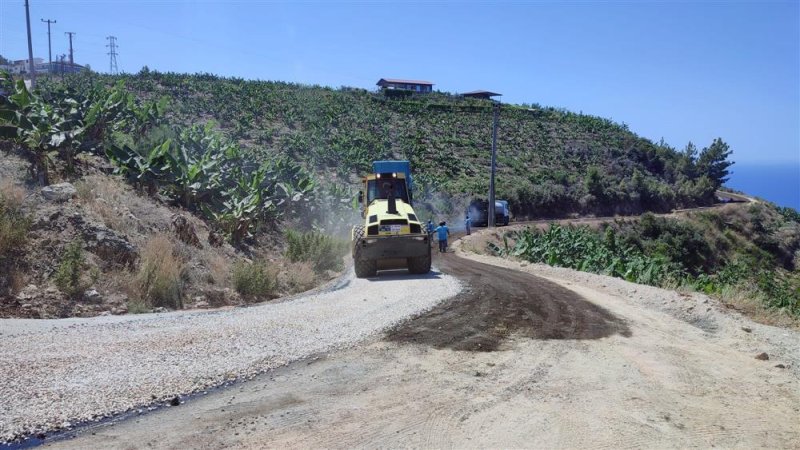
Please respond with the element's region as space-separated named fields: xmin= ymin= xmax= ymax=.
xmin=436 ymin=226 xmax=449 ymax=240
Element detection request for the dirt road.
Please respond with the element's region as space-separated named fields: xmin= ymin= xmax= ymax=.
xmin=47 ymin=245 xmax=800 ymax=449
xmin=0 ymin=269 xmax=461 ymax=444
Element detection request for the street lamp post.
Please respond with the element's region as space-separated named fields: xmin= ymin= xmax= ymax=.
xmin=488 ymin=101 xmax=500 ymax=227
xmin=24 ymin=0 xmax=36 ymax=87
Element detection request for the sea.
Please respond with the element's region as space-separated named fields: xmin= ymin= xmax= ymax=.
xmin=725 ymin=162 xmax=800 ymax=210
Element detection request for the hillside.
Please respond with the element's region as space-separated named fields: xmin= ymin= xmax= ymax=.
xmin=2 ymin=70 xmax=796 ymax=322
xmin=42 ymin=70 xmax=732 ymax=219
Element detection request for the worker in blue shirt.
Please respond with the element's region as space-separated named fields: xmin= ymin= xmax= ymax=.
xmin=465 ymin=214 xmax=472 ymax=235
xmin=435 ymin=221 xmax=450 ymax=253
xmin=426 ymin=219 xmax=435 ymax=235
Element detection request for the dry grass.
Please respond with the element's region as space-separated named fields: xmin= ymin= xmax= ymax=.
xmin=204 ymin=251 xmax=231 ymax=286
xmin=74 ymin=176 xmax=141 ymax=236
xmin=280 ymin=261 xmax=317 ymax=294
xmin=134 ymin=234 xmax=185 ymax=309
xmin=0 ymin=181 xmax=29 ymax=296
xmin=7 ymin=269 xmax=27 ymax=295
xmin=718 ymin=283 xmax=800 ymax=329
xmin=0 ymin=180 xmax=25 ymax=210
xmin=0 ymin=183 xmax=28 ymax=257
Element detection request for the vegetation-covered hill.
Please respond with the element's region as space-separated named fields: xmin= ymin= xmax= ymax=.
xmin=2 ymin=70 xmax=796 ymax=321
xmin=43 ymin=70 xmax=733 ymax=219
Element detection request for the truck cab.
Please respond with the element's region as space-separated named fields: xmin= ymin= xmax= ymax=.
xmin=468 ymin=199 xmax=510 ymax=227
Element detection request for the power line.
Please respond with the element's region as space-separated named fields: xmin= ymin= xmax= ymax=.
xmin=65 ymin=31 xmax=76 ymax=65
xmin=106 ymin=36 xmax=118 ymax=74
xmin=41 ymin=19 xmax=57 ymax=73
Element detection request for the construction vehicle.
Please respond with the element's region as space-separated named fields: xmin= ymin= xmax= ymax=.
xmin=468 ymin=199 xmax=510 ymax=226
xmin=352 ymin=160 xmax=431 ymax=278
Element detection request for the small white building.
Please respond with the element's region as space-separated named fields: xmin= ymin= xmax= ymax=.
xmin=3 ymin=58 xmax=44 ymax=74
xmin=1 ymin=58 xmax=85 ymax=75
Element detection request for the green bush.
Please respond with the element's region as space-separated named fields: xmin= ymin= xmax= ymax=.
xmin=53 ymin=240 xmax=86 ymax=298
xmin=284 ymin=229 xmax=347 ymax=273
xmin=777 ymin=206 xmax=800 ymax=224
xmin=232 ymin=260 xmax=277 ymax=300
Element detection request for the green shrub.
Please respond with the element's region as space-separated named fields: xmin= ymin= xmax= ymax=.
xmin=53 ymin=240 xmax=86 ymax=298
xmin=285 ymin=229 xmax=347 ymax=273
xmin=232 ymin=260 xmax=277 ymax=300
xmin=777 ymin=206 xmax=800 ymax=224
xmin=126 ymin=300 xmax=151 ymax=314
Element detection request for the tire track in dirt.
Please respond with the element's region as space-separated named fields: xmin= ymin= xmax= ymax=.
xmin=417 ymin=343 xmax=566 ymax=447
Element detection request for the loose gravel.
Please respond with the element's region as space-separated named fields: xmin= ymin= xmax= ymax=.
xmin=0 ymin=268 xmax=461 ymax=443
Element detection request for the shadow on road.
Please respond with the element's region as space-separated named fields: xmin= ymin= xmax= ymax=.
xmin=365 ymin=268 xmax=443 ymax=282
xmin=386 ymin=252 xmax=631 ymax=352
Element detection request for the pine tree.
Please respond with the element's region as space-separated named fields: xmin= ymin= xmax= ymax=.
xmin=697 ymin=138 xmax=733 ymax=189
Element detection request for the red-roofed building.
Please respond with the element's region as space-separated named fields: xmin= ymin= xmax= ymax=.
xmin=376 ymin=78 xmax=434 ymax=93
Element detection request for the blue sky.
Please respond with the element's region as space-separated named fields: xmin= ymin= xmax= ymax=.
xmin=1 ymin=0 xmax=798 ymax=166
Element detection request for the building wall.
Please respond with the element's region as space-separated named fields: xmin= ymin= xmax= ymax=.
xmin=2 ymin=60 xmax=85 ymax=75
xmin=382 ymin=82 xmax=432 ymax=92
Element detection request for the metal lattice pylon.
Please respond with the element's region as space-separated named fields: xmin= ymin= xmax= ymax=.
xmin=106 ymin=36 xmax=119 ymax=74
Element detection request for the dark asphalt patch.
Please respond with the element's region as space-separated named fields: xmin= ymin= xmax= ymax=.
xmin=386 ymin=252 xmax=631 ymax=352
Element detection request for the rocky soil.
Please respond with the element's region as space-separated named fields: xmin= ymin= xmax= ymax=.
xmin=0 ymin=149 xmax=314 ymax=319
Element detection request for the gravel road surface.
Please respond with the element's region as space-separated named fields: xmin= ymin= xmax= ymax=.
xmin=45 ymin=238 xmax=800 ymax=449
xmin=0 ymin=269 xmax=461 ymax=443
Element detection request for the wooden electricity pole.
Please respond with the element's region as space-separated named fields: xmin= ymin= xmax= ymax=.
xmin=41 ymin=18 xmax=56 ymax=72
xmin=65 ymin=31 xmax=76 ymax=66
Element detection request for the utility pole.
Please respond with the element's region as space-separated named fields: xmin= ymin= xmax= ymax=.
xmin=25 ymin=0 xmax=36 ymax=87
xmin=65 ymin=31 xmax=76 ymax=66
xmin=41 ymin=18 xmax=56 ymax=73
xmin=106 ymin=36 xmax=119 ymax=74
xmin=488 ymin=101 xmax=500 ymax=227
xmin=59 ymin=54 xmax=65 ymax=79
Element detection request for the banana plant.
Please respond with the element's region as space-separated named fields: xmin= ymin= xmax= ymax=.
xmin=106 ymin=140 xmax=171 ymax=194
xmin=0 ymin=75 xmax=82 ymax=184
xmin=164 ymin=131 xmax=223 ymax=209
xmin=202 ymin=189 xmax=261 ymax=244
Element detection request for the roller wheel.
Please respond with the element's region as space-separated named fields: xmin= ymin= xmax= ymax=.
xmin=407 ymin=253 xmax=431 ymax=275
xmin=353 ymin=225 xmax=377 ymax=278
